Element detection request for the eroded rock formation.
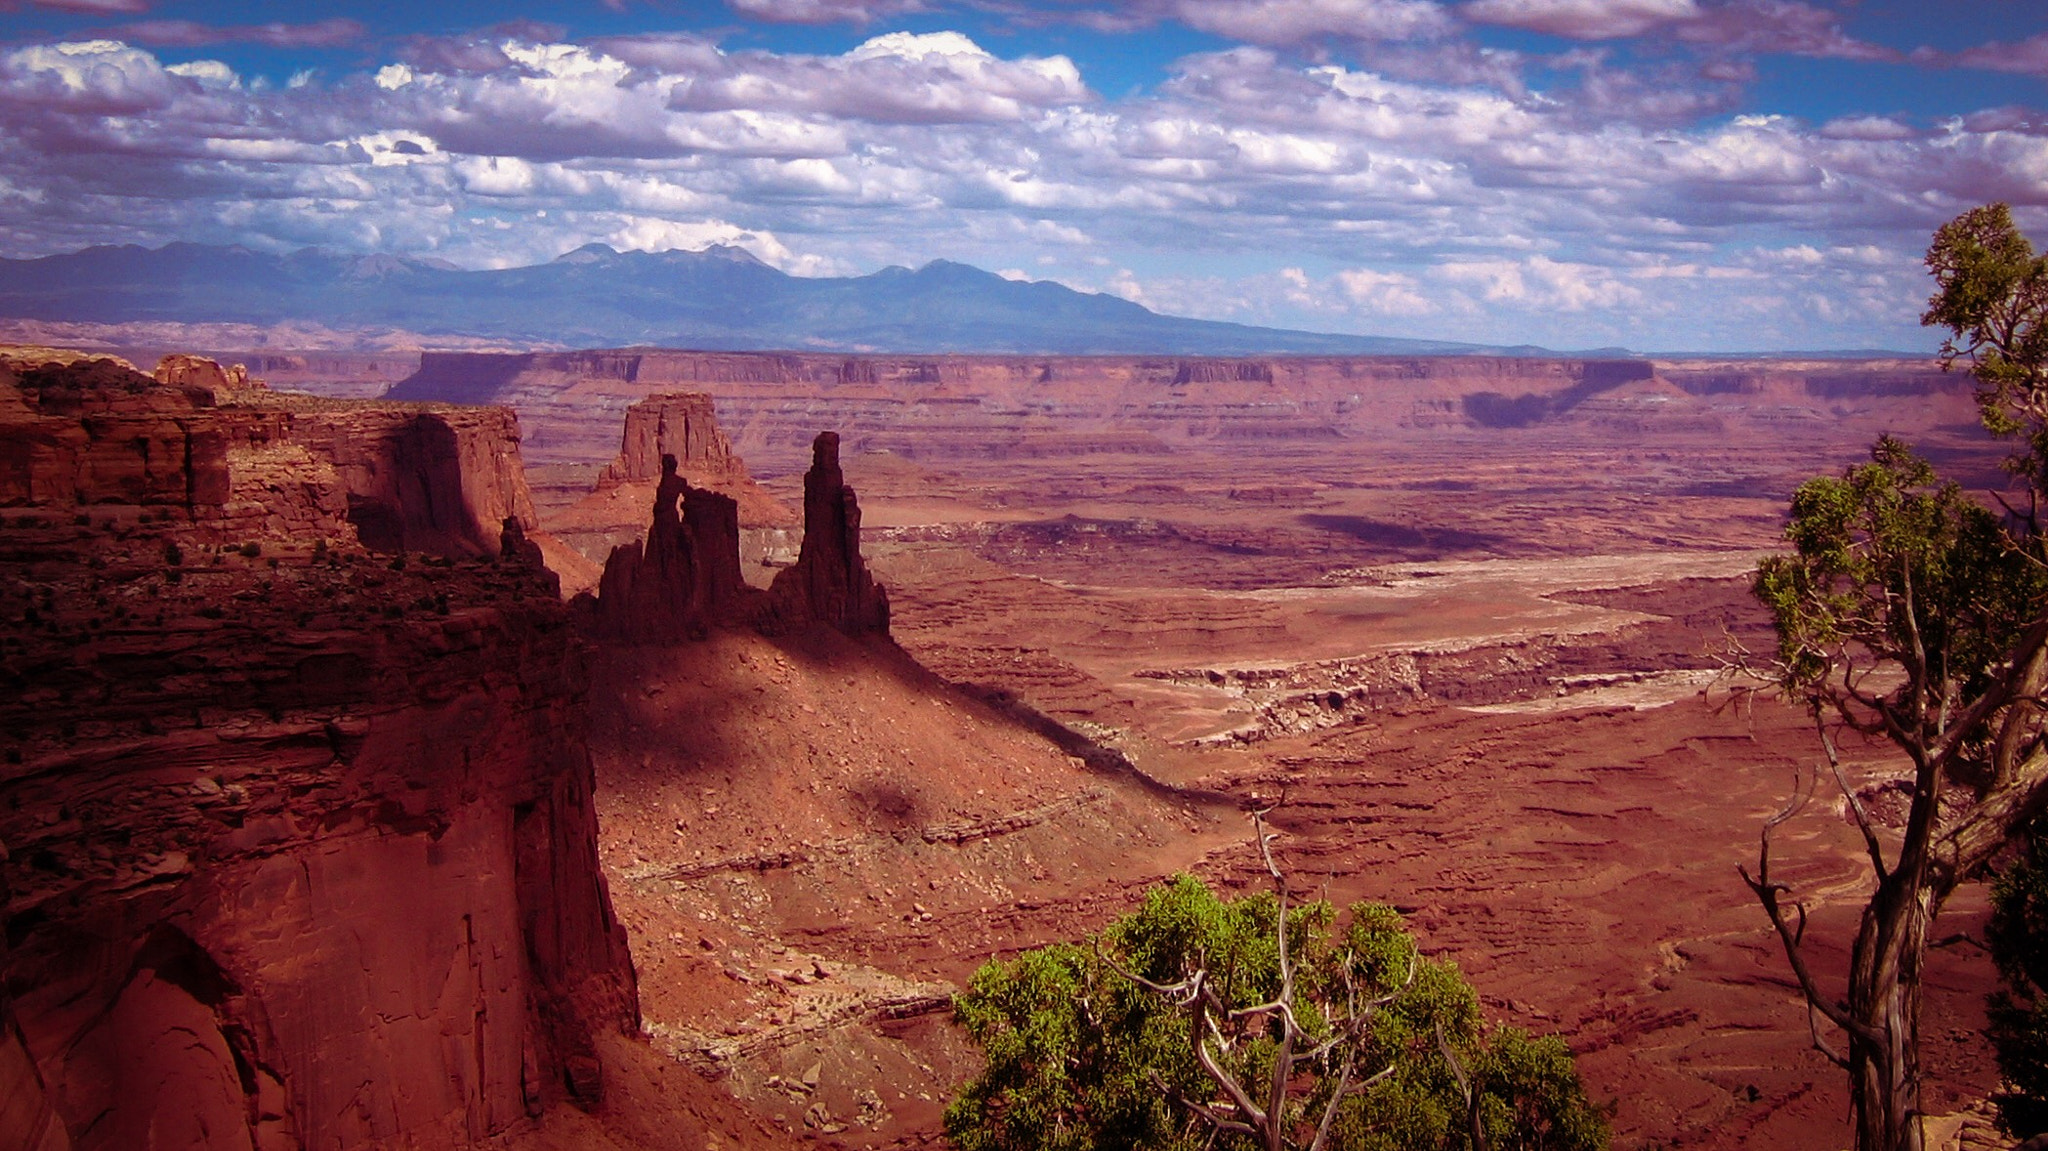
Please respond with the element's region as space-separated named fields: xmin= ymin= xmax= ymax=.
xmin=547 ymin=394 xmax=793 ymax=595
xmin=582 ymin=432 xmax=887 ymax=641
xmin=152 ymin=352 xmax=253 ymax=401
xmin=599 ymin=392 xmax=746 ymax=492
xmin=289 ymin=402 xmax=537 ymax=557
xmin=769 ymin=432 xmax=888 ymax=636
xmin=588 ymin=454 xmax=748 ymax=642
xmin=0 ymin=355 xmax=635 ymax=1151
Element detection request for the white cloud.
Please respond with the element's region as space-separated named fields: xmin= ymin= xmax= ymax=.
xmin=1336 ymin=268 xmax=1437 ymax=314
xmin=1954 ymin=33 xmax=2048 ymax=77
xmin=1174 ymin=0 xmax=1454 ymax=44
xmin=1105 ymin=268 xmax=1151 ymax=304
xmin=1461 ymin=0 xmax=1698 ymax=39
xmin=0 ymin=24 xmax=2020 ymax=350
xmin=1435 ymin=255 xmax=1641 ymax=310
xmin=602 ymin=216 xmax=803 ymax=267
xmin=725 ymin=0 xmax=929 ymax=24
xmin=164 ymin=59 xmax=241 ymax=89
xmin=1820 ymin=115 xmax=1918 ymax=141
xmin=665 ymin=31 xmax=1090 ymax=125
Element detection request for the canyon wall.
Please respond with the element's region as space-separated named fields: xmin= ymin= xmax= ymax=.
xmin=0 ymin=353 xmax=635 ymax=1151
xmin=1 ymin=350 xmax=538 ymax=557
xmin=388 ymin=349 xmax=1971 ymax=473
xmin=287 ymin=401 xmax=537 ymax=556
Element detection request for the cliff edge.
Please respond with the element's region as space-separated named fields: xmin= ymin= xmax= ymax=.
xmin=0 ymin=353 xmax=638 ymax=1151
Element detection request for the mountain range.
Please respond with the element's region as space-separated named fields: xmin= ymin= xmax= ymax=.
xmin=0 ymin=241 xmax=1574 ymax=357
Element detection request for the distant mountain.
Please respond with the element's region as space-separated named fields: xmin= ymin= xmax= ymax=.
xmin=0 ymin=242 xmax=1550 ymax=357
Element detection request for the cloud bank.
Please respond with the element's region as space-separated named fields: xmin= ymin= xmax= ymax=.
xmin=0 ymin=5 xmax=2039 ymax=350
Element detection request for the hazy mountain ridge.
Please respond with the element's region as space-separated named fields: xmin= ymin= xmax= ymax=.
xmin=0 ymin=242 xmax=1535 ymax=356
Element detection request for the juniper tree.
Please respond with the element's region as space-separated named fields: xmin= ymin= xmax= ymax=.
xmin=946 ymin=816 xmax=1606 ymax=1151
xmin=1744 ymin=203 xmax=2048 ymax=1151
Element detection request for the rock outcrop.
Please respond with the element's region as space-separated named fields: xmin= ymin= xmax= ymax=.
xmin=0 ymin=355 xmax=636 ymax=1151
xmin=580 ymin=432 xmax=887 ymax=642
xmin=769 ymin=432 xmax=889 ymax=636
xmin=288 ymin=402 xmax=538 ymax=557
xmin=1 ymin=350 xmax=541 ymax=560
xmin=152 ymin=352 xmax=254 ymax=402
xmin=598 ymin=392 xmax=747 ymax=492
xmin=588 ymin=454 xmax=748 ymax=642
xmin=548 ymin=394 xmax=793 ymax=594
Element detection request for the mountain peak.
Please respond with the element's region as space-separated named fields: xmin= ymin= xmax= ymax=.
xmin=0 ymin=240 xmax=1524 ymax=356
xmin=555 ymin=242 xmax=619 ymax=264
xmin=689 ymin=243 xmax=768 ymax=266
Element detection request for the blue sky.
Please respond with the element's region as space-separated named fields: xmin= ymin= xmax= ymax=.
xmin=2 ymin=0 xmax=2045 ymax=351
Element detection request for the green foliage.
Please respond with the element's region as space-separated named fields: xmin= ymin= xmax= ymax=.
xmin=1924 ymin=202 xmax=2048 ymax=479
xmin=945 ymin=875 xmax=1606 ymax=1151
xmin=1740 ymin=203 xmax=2048 ymax=1151
xmin=1990 ymin=818 xmax=2048 ymax=1139
xmin=1752 ymin=436 xmax=2044 ymax=725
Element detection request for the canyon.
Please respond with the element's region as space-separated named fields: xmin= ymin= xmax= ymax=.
xmin=0 ymin=340 xmax=2021 ymax=1151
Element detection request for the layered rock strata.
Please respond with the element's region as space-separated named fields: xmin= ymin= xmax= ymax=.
xmin=0 ymin=355 xmax=635 ymax=1151
xmin=1 ymin=349 xmax=540 ymax=559
xmin=287 ymin=401 xmax=537 ymax=556
xmin=590 ymin=454 xmax=747 ymax=642
xmin=598 ymin=392 xmax=745 ymax=491
xmin=388 ymin=348 xmax=1969 ymax=473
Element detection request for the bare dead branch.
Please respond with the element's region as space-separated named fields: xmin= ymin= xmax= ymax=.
xmin=1436 ymin=1020 xmax=1488 ymax=1151
xmin=1818 ymin=720 xmax=1891 ymax=880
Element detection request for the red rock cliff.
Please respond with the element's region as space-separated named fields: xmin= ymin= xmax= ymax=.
xmin=1 ymin=351 xmax=539 ymax=560
xmin=288 ymin=401 xmax=538 ymax=557
xmin=0 ymin=356 xmax=635 ymax=1151
xmin=388 ymin=348 xmax=1971 ymax=475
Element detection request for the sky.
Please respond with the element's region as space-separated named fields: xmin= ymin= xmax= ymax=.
xmin=2 ymin=1 xmax=2046 ymax=352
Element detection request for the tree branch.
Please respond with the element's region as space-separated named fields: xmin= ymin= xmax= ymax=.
xmin=1739 ymin=765 xmax=1882 ymax=1044
xmin=1817 ymin=719 xmax=1891 ymax=881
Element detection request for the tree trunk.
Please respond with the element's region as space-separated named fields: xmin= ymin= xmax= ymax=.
xmin=1846 ymin=868 xmax=1933 ymax=1151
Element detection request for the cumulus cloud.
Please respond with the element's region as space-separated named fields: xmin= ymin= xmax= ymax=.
xmin=1461 ymin=0 xmax=1892 ymax=60
xmin=0 ymin=20 xmax=2026 ymax=349
xmin=667 ymin=30 xmax=1091 ymax=124
xmin=600 ymin=215 xmax=833 ymax=273
xmin=25 ymin=0 xmax=147 ymax=12
xmin=1335 ymin=267 xmax=1437 ymax=314
xmin=1820 ymin=115 xmax=1918 ymax=141
xmin=1436 ymin=254 xmax=1640 ymax=310
xmin=1673 ymin=1 xmax=1895 ymax=60
xmin=0 ymin=40 xmax=187 ymax=116
xmin=1954 ymin=34 xmax=2048 ymax=77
